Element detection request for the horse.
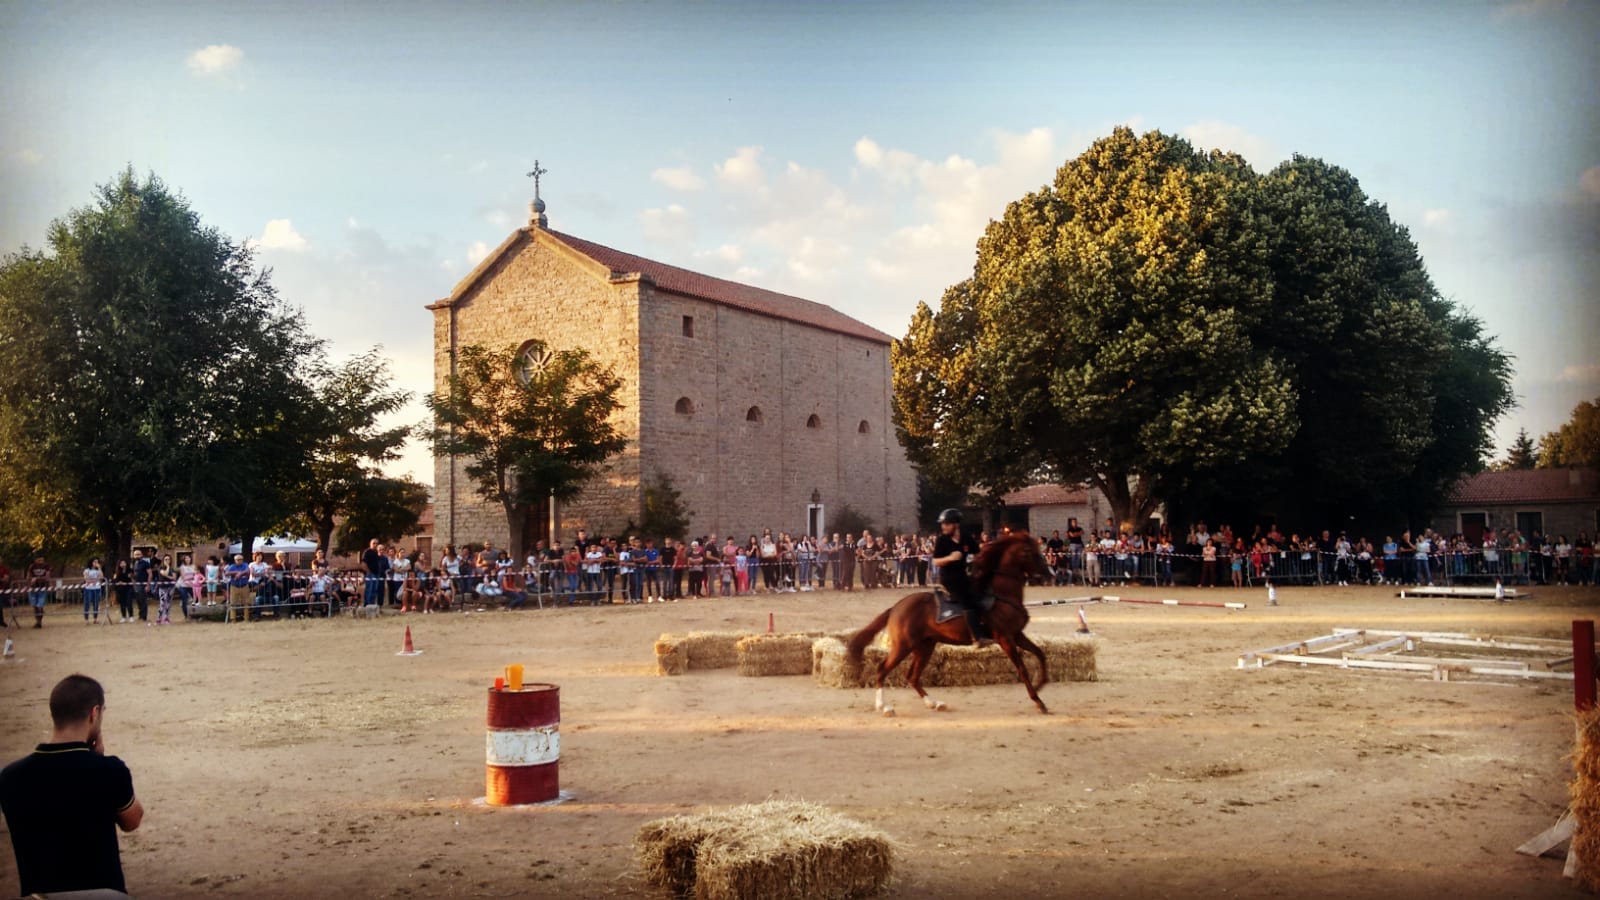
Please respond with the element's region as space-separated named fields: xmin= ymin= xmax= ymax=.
xmin=847 ymin=532 xmax=1052 ymax=716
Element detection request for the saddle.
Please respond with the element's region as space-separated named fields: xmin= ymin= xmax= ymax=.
xmin=933 ymin=585 xmax=994 ymax=623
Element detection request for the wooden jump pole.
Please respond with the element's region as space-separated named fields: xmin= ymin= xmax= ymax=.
xmin=1575 ymin=619 xmax=1596 ymax=713
xmin=1101 ymin=594 xmax=1246 ymax=610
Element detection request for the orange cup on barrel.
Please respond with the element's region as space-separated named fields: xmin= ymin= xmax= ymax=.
xmin=506 ymin=664 xmax=524 ymax=691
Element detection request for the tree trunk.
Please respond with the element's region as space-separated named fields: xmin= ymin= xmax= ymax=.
xmin=315 ymin=516 xmax=335 ymax=556
xmin=238 ymin=530 xmax=258 ymax=563
xmin=1095 ymin=472 xmax=1135 ymax=534
xmin=504 ymin=502 xmax=528 ymax=562
xmin=99 ymin=519 xmax=133 ymax=568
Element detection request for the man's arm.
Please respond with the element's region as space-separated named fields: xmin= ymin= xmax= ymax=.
xmin=116 ymin=797 xmax=144 ymax=832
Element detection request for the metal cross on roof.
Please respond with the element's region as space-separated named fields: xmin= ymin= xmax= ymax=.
xmin=526 ymin=160 xmax=547 ymax=200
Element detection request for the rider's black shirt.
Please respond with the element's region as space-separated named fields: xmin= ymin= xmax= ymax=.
xmin=933 ymin=531 xmax=979 ymax=595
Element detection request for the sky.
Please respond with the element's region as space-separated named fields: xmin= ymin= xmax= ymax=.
xmin=2 ymin=0 xmax=1596 ymax=484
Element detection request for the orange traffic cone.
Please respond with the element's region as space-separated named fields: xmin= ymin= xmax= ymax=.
xmin=396 ymin=625 xmax=423 ymax=656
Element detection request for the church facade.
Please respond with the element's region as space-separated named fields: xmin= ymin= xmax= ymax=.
xmin=428 ymin=202 xmax=917 ymax=548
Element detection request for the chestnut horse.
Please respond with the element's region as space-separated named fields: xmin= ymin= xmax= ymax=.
xmin=847 ymin=533 xmax=1052 ymax=716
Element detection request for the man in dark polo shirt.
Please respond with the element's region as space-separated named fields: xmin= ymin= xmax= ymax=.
xmin=0 ymin=673 xmax=144 ymax=897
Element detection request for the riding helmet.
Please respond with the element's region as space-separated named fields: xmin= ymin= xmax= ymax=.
xmin=938 ymin=508 xmax=962 ymax=525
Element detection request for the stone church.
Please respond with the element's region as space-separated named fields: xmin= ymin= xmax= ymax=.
xmin=428 ymin=190 xmax=917 ymax=548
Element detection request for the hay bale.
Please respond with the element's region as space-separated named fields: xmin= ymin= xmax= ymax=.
xmin=637 ymin=800 xmax=893 ymax=900
xmin=681 ymin=631 xmax=745 ymax=670
xmin=811 ymin=636 xmax=1095 ymax=689
xmin=811 ymin=638 xmax=929 ymax=689
xmin=1573 ymin=705 xmax=1600 ymax=891
xmin=736 ymin=634 xmax=818 ymax=677
xmin=655 ymin=634 xmax=687 ymax=676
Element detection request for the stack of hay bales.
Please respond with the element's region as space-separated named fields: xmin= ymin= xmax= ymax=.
xmin=655 ymin=631 xmax=748 ymax=675
xmin=811 ymin=635 xmax=1096 ymax=689
xmin=735 ymin=634 xmax=817 ymax=677
xmin=637 ymin=800 xmax=893 ymax=900
xmin=1573 ymin=706 xmax=1600 ymax=891
xmin=811 ymin=638 xmax=929 ymax=689
xmin=736 ymin=631 xmax=856 ymax=677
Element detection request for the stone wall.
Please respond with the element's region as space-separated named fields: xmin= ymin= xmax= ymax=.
xmin=432 ymin=232 xmax=642 ymax=550
xmin=636 ymin=287 xmax=916 ymax=539
xmin=432 ymin=227 xmax=917 ymax=549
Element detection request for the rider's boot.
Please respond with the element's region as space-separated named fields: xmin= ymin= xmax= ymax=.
xmin=965 ymin=608 xmax=994 ymax=648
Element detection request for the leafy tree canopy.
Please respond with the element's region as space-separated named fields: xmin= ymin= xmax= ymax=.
xmin=625 ymin=472 xmax=692 ymax=542
xmin=1537 ymin=397 xmax=1600 ymax=469
xmin=427 ymin=341 xmax=627 ymax=559
xmin=278 ymin=348 xmax=419 ymax=552
xmin=894 ymin=128 xmax=1512 ymax=532
xmin=332 ymin=476 xmax=431 ymax=556
xmin=0 ymin=168 xmax=320 ymax=564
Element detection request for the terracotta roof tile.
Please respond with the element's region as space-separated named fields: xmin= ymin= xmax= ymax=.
xmin=1001 ymin=484 xmax=1089 ymax=507
xmin=543 ymin=230 xmax=893 ymax=344
xmin=1445 ymin=469 xmax=1600 ymax=505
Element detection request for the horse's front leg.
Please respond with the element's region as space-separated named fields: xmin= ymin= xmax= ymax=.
xmin=996 ymin=635 xmax=1049 ymax=714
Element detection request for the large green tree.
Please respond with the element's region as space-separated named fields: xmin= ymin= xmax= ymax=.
xmin=277 ymin=349 xmax=421 ymax=552
xmin=332 ymin=476 xmax=432 ymax=556
xmin=1537 ymin=397 xmax=1600 ymax=469
xmin=895 ymin=128 xmax=1296 ymax=528
xmin=0 ymin=168 xmax=317 ymax=564
xmin=427 ymin=341 xmax=628 ymax=559
xmin=894 ymin=128 xmax=1512 ymax=531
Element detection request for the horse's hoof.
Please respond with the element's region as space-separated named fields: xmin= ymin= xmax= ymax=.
xmin=1036 ymin=704 xmax=1050 ymax=715
xmin=881 ymin=707 xmax=896 ymax=718
xmin=933 ymin=701 xmax=949 ymax=712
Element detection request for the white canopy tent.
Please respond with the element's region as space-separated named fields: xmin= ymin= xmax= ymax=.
xmin=225 ymin=535 xmax=321 ymax=556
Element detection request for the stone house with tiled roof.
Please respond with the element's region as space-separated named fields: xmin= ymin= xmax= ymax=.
xmin=1431 ymin=468 xmax=1600 ymax=542
xmin=427 ymin=196 xmax=916 ymax=548
xmin=993 ymin=483 xmax=1136 ymax=537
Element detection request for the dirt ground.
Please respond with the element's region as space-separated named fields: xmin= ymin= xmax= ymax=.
xmin=1 ymin=582 xmax=1596 ymax=899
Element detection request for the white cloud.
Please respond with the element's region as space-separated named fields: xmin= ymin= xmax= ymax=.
xmin=1557 ymin=363 xmax=1600 ymax=384
xmin=651 ymin=166 xmax=706 ymax=191
xmin=13 ymin=148 xmax=42 ymax=166
xmin=1581 ymin=166 xmax=1600 ymax=202
xmin=632 ymin=126 xmax=1070 ymax=334
xmin=258 ymin=218 xmax=307 ymax=251
xmin=638 ymin=204 xmax=692 ymax=244
xmin=466 ymin=240 xmax=490 ymax=266
xmin=1179 ymin=120 xmax=1277 ymax=170
xmin=695 ymin=243 xmax=743 ymax=264
xmin=186 ymin=44 xmax=243 ymax=76
xmin=715 ymin=146 xmax=765 ymax=191
xmin=1495 ymin=0 xmax=1566 ymax=18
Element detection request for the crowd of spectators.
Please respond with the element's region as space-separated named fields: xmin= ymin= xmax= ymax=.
xmin=1032 ymin=518 xmax=1598 ymax=588
xmin=6 ymin=519 xmax=1594 ymax=626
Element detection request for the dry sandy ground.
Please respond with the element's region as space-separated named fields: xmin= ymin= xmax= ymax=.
xmin=1 ymin=582 xmax=1597 ymax=899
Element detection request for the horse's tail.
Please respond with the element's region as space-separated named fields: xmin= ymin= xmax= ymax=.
xmin=846 ymin=608 xmax=893 ymax=666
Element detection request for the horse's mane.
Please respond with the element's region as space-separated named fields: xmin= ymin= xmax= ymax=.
xmin=971 ymin=531 xmax=1033 ymax=581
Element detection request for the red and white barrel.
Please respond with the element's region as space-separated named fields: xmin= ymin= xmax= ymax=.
xmin=485 ymin=683 xmax=560 ymax=805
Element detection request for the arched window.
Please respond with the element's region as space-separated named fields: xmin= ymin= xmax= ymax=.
xmin=805 ymin=414 xmax=821 ymax=429
xmin=675 ymin=397 xmax=694 ymax=415
xmin=513 ymin=340 xmax=552 ymax=387
xmin=746 ymin=406 xmax=763 ymax=423
xmin=857 ymin=420 xmax=871 ymax=434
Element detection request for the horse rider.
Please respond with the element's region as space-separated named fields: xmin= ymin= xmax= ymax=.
xmin=932 ymin=508 xmax=992 ymax=647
